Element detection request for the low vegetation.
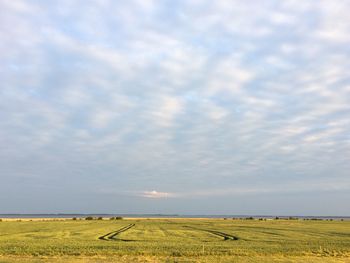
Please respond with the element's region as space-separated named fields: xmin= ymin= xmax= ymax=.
xmin=0 ymin=218 xmax=349 ymax=262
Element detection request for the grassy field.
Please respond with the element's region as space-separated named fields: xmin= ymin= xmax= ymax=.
xmin=0 ymin=218 xmax=349 ymax=262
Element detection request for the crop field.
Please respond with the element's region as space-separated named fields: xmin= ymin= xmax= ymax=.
xmin=0 ymin=218 xmax=349 ymax=262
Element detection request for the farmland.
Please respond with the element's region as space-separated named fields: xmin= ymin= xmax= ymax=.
xmin=0 ymin=218 xmax=349 ymax=262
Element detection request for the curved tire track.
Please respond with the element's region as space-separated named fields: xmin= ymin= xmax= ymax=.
xmin=98 ymin=224 xmax=135 ymax=241
xmin=184 ymin=226 xmax=239 ymax=241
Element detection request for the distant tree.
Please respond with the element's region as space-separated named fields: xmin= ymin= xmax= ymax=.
xmin=85 ymin=216 xmax=94 ymax=220
xmin=115 ymin=216 xmax=123 ymax=220
xmin=72 ymin=217 xmax=77 ymax=220
xmin=97 ymin=217 xmax=103 ymax=220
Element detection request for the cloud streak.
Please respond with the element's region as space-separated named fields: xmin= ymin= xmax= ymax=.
xmin=134 ymin=178 xmax=350 ymax=199
xmin=140 ymin=190 xmax=176 ymax=199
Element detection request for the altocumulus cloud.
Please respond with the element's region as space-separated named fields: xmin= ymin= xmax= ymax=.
xmin=0 ymin=0 xmax=349 ymax=215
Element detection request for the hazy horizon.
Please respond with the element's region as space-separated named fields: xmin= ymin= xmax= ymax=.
xmin=1 ymin=213 xmax=350 ymax=217
xmin=1 ymin=0 xmax=349 ymax=216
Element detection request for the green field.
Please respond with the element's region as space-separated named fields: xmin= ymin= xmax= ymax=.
xmin=0 ymin=218 xmax=349 ymax=262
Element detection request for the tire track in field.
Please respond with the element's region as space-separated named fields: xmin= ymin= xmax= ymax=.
xmin=159 ymin=226 xmax=171 ymax=237
xmin=183 ymin=226 xmax=239 ymax=241
xmin=98 ymin=224 xmax=135 ymax=241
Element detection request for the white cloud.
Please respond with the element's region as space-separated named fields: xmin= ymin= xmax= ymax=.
xmin=151 ymin=96 xmax=183 ymax=127
xmin=90 ymin=109 xmax=116 ymax=129
xmin=206 ymin=103 xmax=228 ymax=120
xmin=141 ymin=190 xmax=175 ymax=198
xmin=0 ymin=0 xmax=37 ymax=13
xmin=315 ymin=1 xmax=350 ymax=43
xmin=206 ymin=58 xmax=253 ymax=95
xmin=280 ymin=145 xmax=296 ymax=152
xmin=134 ymin=178 xmax=350 ymax=199
xmin=269 ymin=12 xmax=296 ymax=25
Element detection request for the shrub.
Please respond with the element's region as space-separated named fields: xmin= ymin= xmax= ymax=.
xmin=85 ymin=216 xmax=94 ymax=220
xmin=115 ymin=216 xmax=123 ymax=220
xmin=72 ymin=217 xmax=77 ymax=220
xmin=97 ymin=217 xmax=103 ymax=220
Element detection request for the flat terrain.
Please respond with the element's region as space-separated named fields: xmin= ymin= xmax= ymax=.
xmin=0 ymin=218 xmax=349 ymax=262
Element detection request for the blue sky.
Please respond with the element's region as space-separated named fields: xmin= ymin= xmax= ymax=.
xmin=1 ymin=0 xmax=350 ymax=215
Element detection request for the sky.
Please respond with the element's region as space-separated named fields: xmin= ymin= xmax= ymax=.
xmin=0 ymin=0 xmax=350 ymax=216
